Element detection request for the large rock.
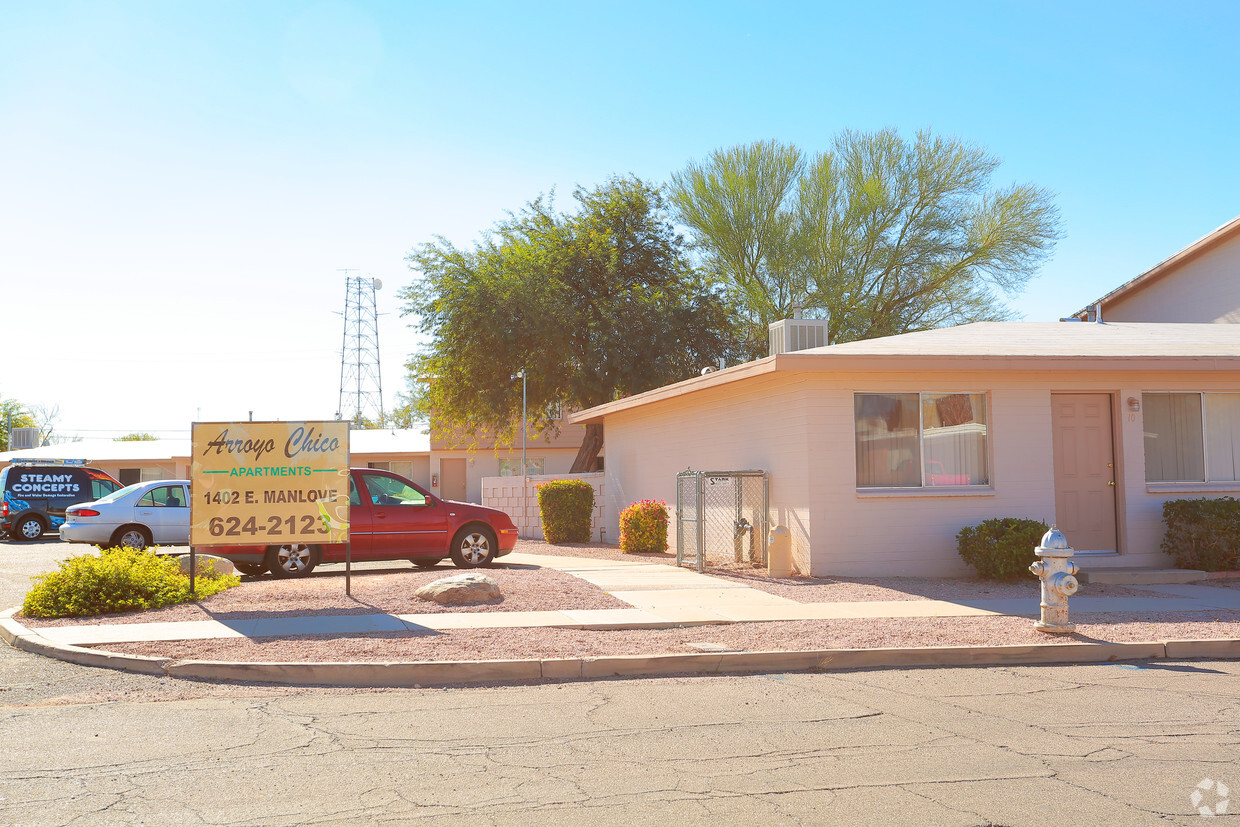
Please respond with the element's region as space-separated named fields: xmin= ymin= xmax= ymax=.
xmin=176 ymin=554 xmax=236 ymax=577
xmin=416 ymin=572 xmax=501 ymax=605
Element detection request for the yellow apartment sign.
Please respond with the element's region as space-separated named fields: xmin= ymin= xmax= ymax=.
xmin=190 ymin=421 xmax=350 ymax=547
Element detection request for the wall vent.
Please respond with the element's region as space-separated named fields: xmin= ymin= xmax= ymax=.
xmin=768 ymin=318 xmax=830 ymax=356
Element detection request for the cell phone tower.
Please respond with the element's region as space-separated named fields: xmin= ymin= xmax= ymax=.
xmin=336 ymin=271 xmax=385 ymax=427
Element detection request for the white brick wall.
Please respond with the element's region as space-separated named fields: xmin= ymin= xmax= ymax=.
xmin=481 ymin=473 xmax=607 ymax=542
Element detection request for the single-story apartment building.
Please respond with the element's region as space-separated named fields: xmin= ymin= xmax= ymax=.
xmin=572 ymin=321 xmax=1240 ymax=577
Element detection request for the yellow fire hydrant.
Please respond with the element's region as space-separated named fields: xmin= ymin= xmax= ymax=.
xmin=1028 ymin=526 xmax=1080 ymax=634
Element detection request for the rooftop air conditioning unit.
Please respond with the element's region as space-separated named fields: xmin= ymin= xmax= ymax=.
xmin=768 ymin=317 xmax=830 ymax=356
xmin=9 ymin=427 xmax=39 ymax=450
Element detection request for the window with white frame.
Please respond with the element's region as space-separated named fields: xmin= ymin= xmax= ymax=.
xmin=854 ymin=393 xmax=990 ymax=488
xmin=498 ymin=457 xmax=545 ymax=477
xmin=1143 ymin=392 xmax=1240 ymax=482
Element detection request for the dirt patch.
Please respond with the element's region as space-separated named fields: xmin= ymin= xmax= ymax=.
xmin=19 ymin=561 xmax=628 ymax=627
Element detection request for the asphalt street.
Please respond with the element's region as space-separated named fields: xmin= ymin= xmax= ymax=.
xmin=1 ymin=537 xmax=1236 ymax=825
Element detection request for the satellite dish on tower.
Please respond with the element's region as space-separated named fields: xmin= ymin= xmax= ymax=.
xmin=372 ymin=278 xmax=383 ymax=291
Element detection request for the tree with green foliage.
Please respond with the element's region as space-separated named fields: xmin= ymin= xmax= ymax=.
xmin=401 ymin=176 xmax=734 ymax=471
xmin=0 ymin=396 xmax=36 ymax=452
xmin=670 ymin=130 xmax=1062 ymax=360
xmin=115 ymin=432 xmax=159 ymax=441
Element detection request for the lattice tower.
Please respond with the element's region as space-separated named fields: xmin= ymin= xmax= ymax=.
xmin=336 ymin=273 xmax=385 ymax=426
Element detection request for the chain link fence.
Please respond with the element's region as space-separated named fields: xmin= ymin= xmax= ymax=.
xmin=676 ymin=469 xmax=768 ymax=572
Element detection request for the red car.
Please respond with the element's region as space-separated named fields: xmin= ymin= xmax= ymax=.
xmin=202 ymin=468 xmax=518 ymax=578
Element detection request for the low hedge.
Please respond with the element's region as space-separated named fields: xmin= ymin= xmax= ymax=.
xmin=619 ymin=499 xmax=669 ymax=553
xmin=1161 ymin=497 xmax=1240 ymax=571
xmin=537 ymin=479 xmax=594 ymax=544
xmin=22 ymin=546 xmax=239 ymax=618
xmin=956 ymin=517 xmax=1049 ymax=581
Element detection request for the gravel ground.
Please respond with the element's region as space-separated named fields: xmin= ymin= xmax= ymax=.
xmin=19 ymin=539 xmax=1240 ymax=664
xmin=20 ymin=560 xmax=629 ymax=627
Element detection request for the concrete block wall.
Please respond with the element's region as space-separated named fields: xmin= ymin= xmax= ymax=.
xmin=481 ymin=473 xmax=608 ymax=542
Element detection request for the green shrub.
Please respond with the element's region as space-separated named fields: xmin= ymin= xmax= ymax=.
xmin=21 ymin=546 xmax=239 ymax=618
xmin=537 ymin=479 xmax=594 ymax=544
xmin=956 ymin=517 xmax=1049 ymax=581
xmin=1161 ymin=497 xmax=1240 ymax=571
xmin=619 ymin=499 xmax=669 ymax=553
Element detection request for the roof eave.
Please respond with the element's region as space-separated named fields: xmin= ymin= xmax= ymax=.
xmin=571 ymin=351 xmax=1240 ymax=422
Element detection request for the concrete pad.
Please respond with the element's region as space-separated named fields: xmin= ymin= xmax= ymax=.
xmin=636 ymin=606 xmax=733 ymax=625
xmin=1124 ymin=584 xmax=1240 ymax=609
xmin=1081 ymin=567 xmax=1206 ymax=585
xmin=220 ymin=614 xmax=421 ymax=638
xmin=578 ymin=653 xmax=727 ymax=678
xmin=610 ymin=588 xmax=799 ymax=610
xmin=13 ymin=633 xmax=172 ymax=675
xmin=1065 ymin=596 xmax=1230 ymax=613
xmin=37 ymin=619 xmax=249 ymax=646
xmin=575 ymin=574 xmax=752 ymax=592
xmin=560 ymin=608 xmax=676 ymax=629
xmin=407 ymin=611 xmax=578 ymax=630
xmin=0 ymin=614 xmax=29 ymax=645
xmin=810 ymin=642 xmax=1167 ymax=670
xmin=539 ymin=658 xmax=585 ymax=680
xmin=1163 ymin=638 xmax=1240 ymax=659
xmin=166 ymin=658 xmax=543 ymax=686
xmin=500 ymin=552 xmax=655 ymax=570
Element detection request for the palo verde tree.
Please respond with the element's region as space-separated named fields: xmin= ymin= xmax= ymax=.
xmin=669 ymin=129 xmax=1062 ymax=360
xmin=401 ymin=176 xmax=734 ymax=472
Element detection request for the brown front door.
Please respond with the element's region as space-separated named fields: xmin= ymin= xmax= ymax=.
xmin=439 ymin=458 xmax=467 ymax=502
xmin=1051 ymin=393 xmax=1118 ymax=552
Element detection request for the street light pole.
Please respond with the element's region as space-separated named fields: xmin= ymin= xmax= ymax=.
xmin=513 ymin=370 xmax=527 ymax=537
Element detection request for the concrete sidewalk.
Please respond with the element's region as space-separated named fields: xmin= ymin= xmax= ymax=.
xmin=14 ymin=551 xmax=1240 ymax=648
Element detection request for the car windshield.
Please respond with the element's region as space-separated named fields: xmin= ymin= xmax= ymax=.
xmin=91 ymin=482 xmax=148 ymax=505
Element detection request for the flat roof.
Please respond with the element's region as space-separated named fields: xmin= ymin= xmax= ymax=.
xmin=800 ymin=321 xmax=1240 ymax=357
xmin=572 ymin=322 xmax=1240 ymax=423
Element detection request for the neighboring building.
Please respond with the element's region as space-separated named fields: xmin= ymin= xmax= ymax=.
xmin=430 ymin=416 xmax=593 ymax=505
xmin=0 ymin=429 xmax=434 ymax=490
xmin=1071 ymin=215 xmax=1240 ymax=323
xmin=0 ymin=420 xmax=591 ymax=507
xmin=572 ymin=322 xmax=1240 ymax=577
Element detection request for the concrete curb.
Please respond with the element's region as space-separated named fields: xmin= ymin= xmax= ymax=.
xmin=5 ymin=610 xmax=1236 ymax=686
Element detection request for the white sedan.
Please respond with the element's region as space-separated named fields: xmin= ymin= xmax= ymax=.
xmin=60 ymin=480 xmax=190 ymax=550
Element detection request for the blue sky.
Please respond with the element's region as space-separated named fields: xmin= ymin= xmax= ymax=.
xmin=2 ymin=1 xmax=1238 ymax=438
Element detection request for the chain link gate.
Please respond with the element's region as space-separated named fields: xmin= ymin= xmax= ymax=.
xmin=675 ymin=469 xmax=769 ymax=572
